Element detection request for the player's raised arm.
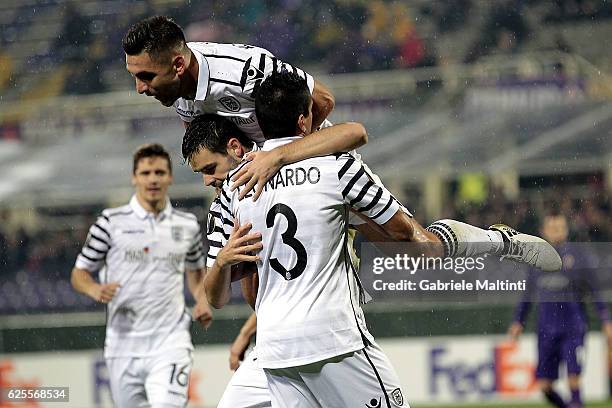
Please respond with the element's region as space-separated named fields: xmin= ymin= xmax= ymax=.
xmin=204 ymin=220 xmax=262 ymax=308
xmin=231 ymin=122 xmax=368 ymax=200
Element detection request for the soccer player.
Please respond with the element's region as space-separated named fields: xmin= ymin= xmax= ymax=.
xmin=508 ymin=213 xmax=612 ymax=408
xmin=123 ymin=15 xmax=362 ymax=197
xmin=71 ymin=143 xmax=211 ymax=408
xmin=198 ymin=71 xmax=559 ymax=407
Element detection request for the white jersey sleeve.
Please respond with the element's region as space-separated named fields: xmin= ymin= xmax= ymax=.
xmin=185 ymin=223 xmax=205 ymax=271
xmin=336 ymin=153 xmax=401 ymax=224
xmin=205 ymin=197 xmax=228 ymax=268
xmin=175 ymin=42 xmax=315 ymax=144
xmin=75 ymin=212 xmax=112 ymax=272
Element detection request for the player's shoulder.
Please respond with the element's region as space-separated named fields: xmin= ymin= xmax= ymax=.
xmin=101 ymin=204 xmax=134 ymax=221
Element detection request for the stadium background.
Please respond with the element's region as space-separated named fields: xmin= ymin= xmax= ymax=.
xmin=1 ymin=0 xmax=611 ymax=407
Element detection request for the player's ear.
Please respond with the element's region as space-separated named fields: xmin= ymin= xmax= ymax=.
xmin=227 ymin=138 xmax=244 ymax=158
xmin=297 ymin=114 xmax=307 ymax=134
xmin=173 ymin=55 xmax=186 ymax=75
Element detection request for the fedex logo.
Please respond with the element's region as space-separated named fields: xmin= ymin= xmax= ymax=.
xmin=429 ymin=341 xmax=536 ymax=399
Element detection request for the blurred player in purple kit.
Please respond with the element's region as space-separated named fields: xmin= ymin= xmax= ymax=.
xmin=509 ymin=212 xmax=612 ymax=408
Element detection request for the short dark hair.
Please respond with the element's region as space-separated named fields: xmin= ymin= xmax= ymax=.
xmin=255 ymin=72 xmax=311 ymax=139
xmin=123 ymin=16 xmax=186 ymax=61
xmin=133 ymin=143 xmax=172 ymax=174
xmin=182 ymin=114 xmax=253 ymax=163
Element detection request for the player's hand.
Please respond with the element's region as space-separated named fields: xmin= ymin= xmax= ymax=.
xmin=230 ymin=150 xmax=282 ymax=201
xmin=193 ymin=299 xmax=213 ymax=329
xmin=217 ymin=220 xmax=262 ymax=268
xmin=604 ymin=322 xmax=612 ymax=348
xmin=229 ymin=331 xmax=251 ymax=371
xmin=508 ymin=322 xmax=523 ymax=342
xmin=89 ymin=282 xmax=121 ymax=303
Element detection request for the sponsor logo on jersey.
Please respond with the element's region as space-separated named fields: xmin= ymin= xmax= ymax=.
xmin=219 ymin=96 xmax=241 ymax=112
xmin=391 ymin=388 xmax=404 ymax=406
xmin=121 ymin=229 xmax=145 ymax=234
xmin=229 ymin=116 xmax=256 ymax=126
xmin=365 ymin=397 xmax=381 ymax=408
xmin=172 ymin=226 xmax=184 ymax=242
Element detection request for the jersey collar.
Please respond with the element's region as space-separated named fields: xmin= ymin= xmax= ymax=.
xmin=187 ymin=42 xmax=210 ymax=101
xmin=130 ymin=195 xmax=173 ymax=221
xmin=261 ymin=136 xmax=301 ymax=151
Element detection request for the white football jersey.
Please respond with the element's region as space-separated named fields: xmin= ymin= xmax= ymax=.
xmin=75 ymin=196 xmax=205 ymax=358
xmin=174 ymin=42 xmax=315 ymax=146
xmin=219 ymin=137 xmax=402 ymax=369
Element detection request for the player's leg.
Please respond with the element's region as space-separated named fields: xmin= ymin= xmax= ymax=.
xmin=298 ymin=343 xmax=407 ymax=408
xmin=264 ymin=366 xmax=321 ymax=408
xmin=536 ymin=332 xmax=565 ymax=408
xmin=218 ymin=347 xmax=272 ymax=408
xmin=427 ymin=220 xmax=562 ymax=272
xmin=354 ymin=152 xmax=561 ymax=272
xmin=563 ymin=331 xmax=586 ymax=408
xmin=106 ymin=357 xmax=150 ymax=408
xmin=144 ymin=348 xmax=192 ymax=408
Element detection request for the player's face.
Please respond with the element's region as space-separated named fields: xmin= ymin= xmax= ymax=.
xmin=132 ymin=156 xmax=173 ymax=205
xmin=541 ymin=215 xmax=569 ymax=244
xmin=126 ymin=52 xmax=182 ymax=107
xmin=189 ymin=147 xmax=241 ymax=190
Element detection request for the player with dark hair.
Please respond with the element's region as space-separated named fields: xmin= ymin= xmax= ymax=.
xmin=71 ymin=143 xmax=211 ymax=408
xmin=509 ymin=213 xmax=612 ymax=408
xmin=202 ymin=71 xmax=564 ymax=407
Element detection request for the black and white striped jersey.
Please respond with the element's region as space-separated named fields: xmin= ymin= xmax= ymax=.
xmin=75 ymin=196 xmax=204 ymax=357
xmin=219 ymin=137 xmax=402 ymax=369
xmin=174 ymin=42 xmax=315 ymax=146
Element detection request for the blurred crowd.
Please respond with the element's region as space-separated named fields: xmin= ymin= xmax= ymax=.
xmin=2 ymin=0 xmax=612 ymax=98
xmin=1 ymin=185 xmax=610 ymax=314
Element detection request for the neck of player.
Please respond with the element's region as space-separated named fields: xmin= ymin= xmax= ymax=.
xmin=137 ymin=194 xmax=166 ymax=216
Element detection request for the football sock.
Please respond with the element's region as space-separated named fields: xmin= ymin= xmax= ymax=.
xmin=426 ymin=219 xmax=504 ymax=257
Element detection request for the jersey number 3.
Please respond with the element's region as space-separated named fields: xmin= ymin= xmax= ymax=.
xmin=266 ymin=204 xmax=307 ymax=280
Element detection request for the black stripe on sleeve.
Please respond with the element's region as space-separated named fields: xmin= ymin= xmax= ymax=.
xmin=357 ymin=187 xmax=383 ymax=213
xmin=208 ymin=240 xmax=223 ymax=248
xmin=101 ymin=214 xmax=110 ymax=223
xmin=210 ymin=77 xmax=242 ymax=87
xmin=207 ymin=254 xmax=217 ymax=260
xmin=371 ymin=196 xmax=394 ymax=221
xmin=203 ymin=54 xmax=246 ymax=62
xmin=187 ymin=245 xmax=203 ymax=256
xmin=349 ymin=180 xmax=374 ymax=207
xmin=209 ymin=210 xmax=221 ymax=219
xmin=341 ymin=166 xmax=366 ymax=198
xmin=79 ymin=252 xmax=104 ymax=263
xmin=93 ymin=223 xmax=110 ymax=239
xmin=89 ymin=233 xmax=109 ymax=247
xmin=239 ymin=56 xmax=252 ymax=90
xmin=338 ymin=157 xmax=356 ymax=179
xmin=186 ymin=253 xmax=203 ymax=263
xmin=85 ymin=244 xmax=107 ymax=255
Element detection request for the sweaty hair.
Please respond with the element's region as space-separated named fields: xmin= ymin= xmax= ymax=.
xmin=182 ymin=114 xmax=253 ymax=163
xmin=123 ymin=16 xmax=186 ymax=61
xmin=133 ymin=143 xmax=172 ymax=174
xmin=255 ymin=72 xmax=311 ymax=139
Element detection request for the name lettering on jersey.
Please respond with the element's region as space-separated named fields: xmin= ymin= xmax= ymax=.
xmin=263 ymin=166 xmax=321 ymax=192
xmin=229 ymin=116 xmax=256 ymax=126
xmin=219 ymin=96 xmax=241 ymax=112
xmin=175 ymin=107 xmax=195 ymax=117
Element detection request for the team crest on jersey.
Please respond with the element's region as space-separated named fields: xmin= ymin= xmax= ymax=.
xmin=206 ymin=213 xmax=215 ymax=235
xmin=171 ymin=226 xmax=184 ymax=242
xmin=391 ymin=388 xmax=404 ymax=406
xmin=219 ymin=96 xmax=241 ymax=112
